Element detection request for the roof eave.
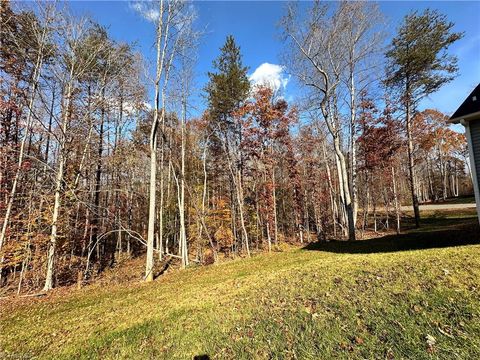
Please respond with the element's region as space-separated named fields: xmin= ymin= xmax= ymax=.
xmin=448 ymin=110 xmax=480 ymax=124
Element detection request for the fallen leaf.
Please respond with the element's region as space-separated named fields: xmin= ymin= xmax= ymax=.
xmin=355 ymin=336 xmax=364 ymax=345
xmin=426 ymin=334 xmax=436 ymax=353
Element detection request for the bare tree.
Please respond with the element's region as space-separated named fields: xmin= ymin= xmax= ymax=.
xmin=44 ymin=14 xmax=106 ymax=291
xmin=144 ymin=0 xmax=191 ymax=281
xmin=0 ymin=2 xmax=54 ymax=253
xmin=281 ymin=2 xmax=356 ymax=240
xmin=175 ymin=7 xmax=199 ymax=268
xmin=337 ymin=2 xmax=384 ymax=225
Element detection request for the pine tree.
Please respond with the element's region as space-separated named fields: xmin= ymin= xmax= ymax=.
xmin=384 ymin=9 xmax=463 ymax=227
xmin=205 ymin=35 xmax=251 ymax=256
xmin=206 ymin=35 xmax=250 ymax=131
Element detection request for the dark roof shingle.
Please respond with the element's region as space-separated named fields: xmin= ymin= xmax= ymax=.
xmin=450 ymin=83 xmax=480 ymax=121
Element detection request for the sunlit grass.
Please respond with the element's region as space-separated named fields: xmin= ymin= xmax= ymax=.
xmin=1 ymin=210 xmax=479 ymax=359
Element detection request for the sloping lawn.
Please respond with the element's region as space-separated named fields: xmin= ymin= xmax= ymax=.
xmin=1 ymin=210 xmax=479 ymax=359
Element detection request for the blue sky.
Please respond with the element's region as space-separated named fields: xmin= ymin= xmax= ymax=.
xmin=69 ymin=1 xmax=480 ymax=121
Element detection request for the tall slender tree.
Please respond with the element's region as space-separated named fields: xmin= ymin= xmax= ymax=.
xmin=281 ymin=2 xmax=359 ymax=240
xmin=205 ymin=35 xmax=251 ymax=255
xmin=384 ymin=9 xmax=463 ymax=227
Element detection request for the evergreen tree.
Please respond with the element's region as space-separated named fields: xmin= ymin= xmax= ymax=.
xmin=206 ymin=35 xmax=250 ymax=131
xmin=384 ymin=9 xmax=463 ymax=227
xmin=205 ymin=35 xmax=251 ymax=256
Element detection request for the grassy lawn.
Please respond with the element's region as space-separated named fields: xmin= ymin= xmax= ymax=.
xmin=1 ymin=209 xmax=479 ymax=359
xmin=420 ymin=195 xmax=476 ymax=205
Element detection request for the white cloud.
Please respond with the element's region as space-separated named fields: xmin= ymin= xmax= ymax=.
xmin=93 ymin=94 xmax=151 ymax=117
xmin=249 ymin=63 xmax=290 ymax=93
xmin=130 ymin=2 xmax=159 ymax=22
xmin=142 ymin=102 xmax=152 ymax=112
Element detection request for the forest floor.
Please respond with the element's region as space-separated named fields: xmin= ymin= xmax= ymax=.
xmin=1 ymin=208 xmax=479 ymax=359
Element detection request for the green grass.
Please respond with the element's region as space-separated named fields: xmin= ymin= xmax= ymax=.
xmin=1 ymin=210 xmax=479 ymax=359
xmin=420 ymin=195 xmax=476 ymax=205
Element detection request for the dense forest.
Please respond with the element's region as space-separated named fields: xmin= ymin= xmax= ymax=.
xmin=0 ymin=0 xmax=471 ymax=294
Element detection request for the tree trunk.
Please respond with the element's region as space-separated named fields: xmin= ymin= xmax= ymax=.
xmin=271 ymin=166 xmax=278 ymax=245
xmin=146 ymin=137 xmax=157 ymax=281
xmin=90 ymin=86 xmax=105 ymax=263
xmin=349 ymin=69 xmax=358 ymax=227
xmin=179 ymin=99 xmax=188 ymax=268
xmin=333 ymin=136 xmax=356 ymax=241
xmin=323 ymin=144 xmax=337 ymax=238
xmin=235 ymin=169 xmax=250 ymax=257
xmin=0 ymin=25 xmax=47 ymax=251
xmin=44 ymin=75 xmax=74 ymax=291
xmin=392 ymin=166 xmax=401 ymax=234
xmin=405 ymin=97 xmax=420 ymax=227
xmin=146 ymin=0 xmax=168 ymax=281
xmin=44 ymin=149 xmax=65 ymax=291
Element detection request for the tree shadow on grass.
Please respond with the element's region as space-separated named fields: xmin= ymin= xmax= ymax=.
xmin=303 ymin=216 xmax=479 ymax=254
